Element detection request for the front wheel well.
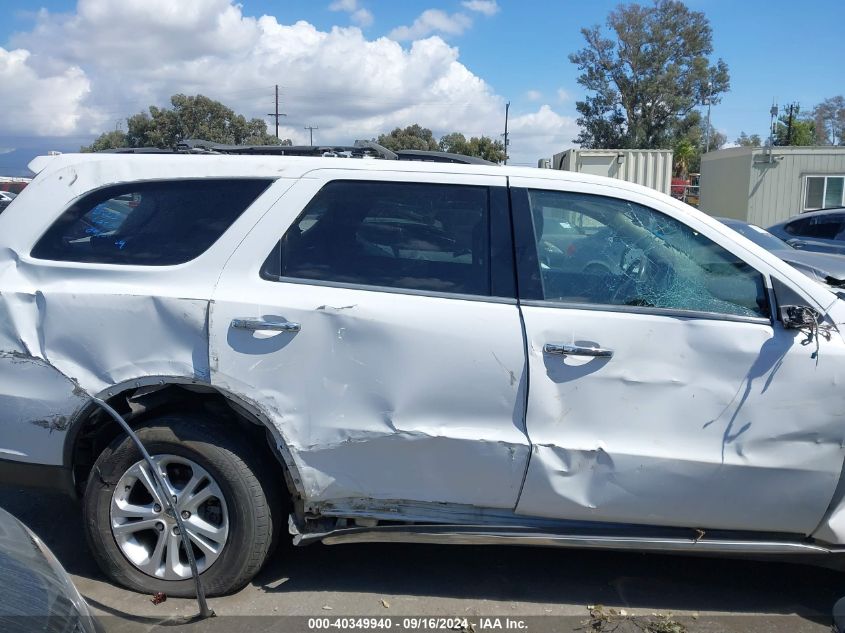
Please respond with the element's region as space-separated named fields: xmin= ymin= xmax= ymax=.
xmin=68 ymin=383 xmax=298 ymax=505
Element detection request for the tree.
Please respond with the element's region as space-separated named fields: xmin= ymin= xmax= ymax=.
xmin=673 ymin=138 xmax=696 ymax=178
xmin=376 ymin=126 xmax=506 ymax=163
xmin=812 ymin=96 xmax=845 ymax=145
xmin=671 ymin=116 xmax=724 ymax=176
xmin=83 ymin=94 xmax=286 ymax=151
xmin=439 ymin=132 xmax=506 ymax=163
xmin=377 ymin=125 xmax=439 ymax=151
xmin=569 ymin=0 xmax=729 ymax=149
xmin=773 ymin=105 xmax=817 ymax=146
xmin=735 ymin=132 xmax=763 ymax=147
xmin=82 ymin=130 xmax=129 ymax=152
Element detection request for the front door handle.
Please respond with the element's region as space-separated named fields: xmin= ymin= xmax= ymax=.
xmin=231 ymin=318 xmax=301 ymax=333
xmin=544 ymin=343 xmax=613 ymax=358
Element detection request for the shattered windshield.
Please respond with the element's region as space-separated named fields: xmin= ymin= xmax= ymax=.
xmin=528 ymin=190 xmax=769 ymax=319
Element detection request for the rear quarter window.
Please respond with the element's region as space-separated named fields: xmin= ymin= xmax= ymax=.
xmin=31 ymin=179 xmax=272 ymax=265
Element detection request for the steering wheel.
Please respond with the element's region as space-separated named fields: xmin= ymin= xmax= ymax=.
xmin=537 ymin=239 xmax=564 ymax=268
xmin=611 ymin=234 xmax=655 ymax=304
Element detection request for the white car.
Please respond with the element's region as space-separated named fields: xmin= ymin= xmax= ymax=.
xmin=2 ymin=146 xmax=845 ymax=597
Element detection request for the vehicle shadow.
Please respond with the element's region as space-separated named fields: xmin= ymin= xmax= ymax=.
xmin=254 ymin=539 xmax=844 ymax=624
xmin=2 ymin=485 xmax=843 ymax=626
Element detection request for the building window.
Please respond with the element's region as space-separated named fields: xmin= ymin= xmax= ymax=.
xmin=804 ymin=176 xmax=845 ymax=211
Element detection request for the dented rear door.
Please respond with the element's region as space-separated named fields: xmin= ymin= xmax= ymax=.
xmin=210 ymin=170 xmax=531 ymax=510
xmin=510 ymin=179 xmax=845 ymax=535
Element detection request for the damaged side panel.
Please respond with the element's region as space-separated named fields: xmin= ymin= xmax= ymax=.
xmin=0 ymin=158 xmax=297 ymax=469
xmin=0 ymin=352 xmax=88 ymax=463
xmin=0 ymin=290 xmax=211 ymax=466
xmin=209 ymin=170 xmax=531 ymax=512
xmin=515 ymin=307 xmax=845 ymax=536
xmin=210 ymin=285 xmax=531 ymax=509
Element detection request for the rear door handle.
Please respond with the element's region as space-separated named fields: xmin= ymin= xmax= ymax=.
xmin=544 ymin=343 xmax=613 ymax=358
xmin=231 ymin=318 xmax=301 ymax=333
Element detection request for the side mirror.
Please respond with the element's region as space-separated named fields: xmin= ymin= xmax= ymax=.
xmin=779 ymin=304 xmax=821 ymax=329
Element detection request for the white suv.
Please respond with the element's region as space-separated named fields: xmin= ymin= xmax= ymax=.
xmin=2 ymin=147 xmax=845 ymax=597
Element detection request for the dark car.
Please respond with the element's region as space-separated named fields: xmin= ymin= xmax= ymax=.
xmin=0 ymin=506 xmax=102 ymax=633
xmin=720 ymin=217 xmax=845 ymax=287
xmin=767 ymin=207 xmax=845 ymax=256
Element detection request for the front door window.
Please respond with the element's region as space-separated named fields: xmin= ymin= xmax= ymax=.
xmin=526 ymin=189 xmax=769 ymax=319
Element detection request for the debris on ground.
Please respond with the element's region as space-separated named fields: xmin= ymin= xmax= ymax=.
xmin=380 ymin=599 xmax=390 ymax=609
xmin=582 ymin=605 xmax=688 ymax=633
xmin=150 ymin=592 xmax=167 ymax=605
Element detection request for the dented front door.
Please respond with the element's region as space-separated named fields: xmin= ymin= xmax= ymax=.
xmin=210 ymin=171 xmax=531 ymax=510
xmin=510 ymin=181 xmax=845 ymax=535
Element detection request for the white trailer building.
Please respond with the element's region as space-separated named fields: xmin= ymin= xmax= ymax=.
xmin=551 ymin=149 xmax=673 ymax=195
xmin=699 ymin=146 xmax=845 ymax=227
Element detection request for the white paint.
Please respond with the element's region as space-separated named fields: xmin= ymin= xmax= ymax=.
xmin=209 ymin=170 xmax=530 ymax=507
xmin=2 ymin=152 xmax=845 ymax=552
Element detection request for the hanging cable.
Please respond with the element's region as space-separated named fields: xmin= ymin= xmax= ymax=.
xmin=89 ymin=396 xmax=215 ymax=620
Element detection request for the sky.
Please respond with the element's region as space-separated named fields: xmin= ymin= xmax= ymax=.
xmin=1 ymin=0 xmax=843 ymax=175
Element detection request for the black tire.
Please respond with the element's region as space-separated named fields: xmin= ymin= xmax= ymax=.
xmin=83 ymin=414 xmax=283 ymax=597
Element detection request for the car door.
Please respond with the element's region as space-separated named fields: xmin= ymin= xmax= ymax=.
xmin=209 ymin=169 xmax=531 ymax=512
xmin=510 ymin=178 xmax=845 ymax=535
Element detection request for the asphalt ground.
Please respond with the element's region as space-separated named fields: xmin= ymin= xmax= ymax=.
xmin=2 ymin=484 xmax=843 ymax=633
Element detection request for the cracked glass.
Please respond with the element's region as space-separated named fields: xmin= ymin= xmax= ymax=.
xmin=527 ymin=190 xmax=769 ymax=319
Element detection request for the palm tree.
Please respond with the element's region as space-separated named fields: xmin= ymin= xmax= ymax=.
xmin=673 ymin=139 xmax=696 ymax=179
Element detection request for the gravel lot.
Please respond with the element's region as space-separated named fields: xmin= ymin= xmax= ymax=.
xmin=2 ymin=484 xmax=843 ymax=633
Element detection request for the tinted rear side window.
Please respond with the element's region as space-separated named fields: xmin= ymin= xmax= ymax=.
xmin=790 ymin=215 xmax=845 ymax=240
xmin=261 ymin=180 xmax=491 ymax=296
xmin=32 ymin=179 xmax=272 ymax=265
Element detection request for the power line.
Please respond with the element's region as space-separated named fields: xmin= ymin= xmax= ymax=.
xmin=303 ymin=125 xmax=319 ymax=145
xmin=266 ymin=84 xmax=287 ymax=139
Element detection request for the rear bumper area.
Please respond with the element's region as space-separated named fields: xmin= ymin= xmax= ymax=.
xmin=0 ymin=458 xmax=76 ymax=496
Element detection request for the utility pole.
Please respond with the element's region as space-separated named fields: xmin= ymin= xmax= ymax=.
xmin=502 ymin=102 xmax=510 ymax=165
xmin=266 ymin=84 xmax=287 ymax=139
xmin=703 ymin=81 xmax=712 ymax=153
xmin=304 ymin=125 xmax=319 ymax=146
xmin=785 ymin=102 xmax=798 ymax=146
xmin=769 ymin=101 xmax=778 ymax=146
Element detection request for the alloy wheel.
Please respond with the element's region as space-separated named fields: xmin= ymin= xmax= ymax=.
xmin=109 ymin=454 xmax=229 ymax=580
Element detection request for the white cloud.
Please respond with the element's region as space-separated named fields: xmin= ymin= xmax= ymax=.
xmin=328 ymin=0 xmax=357 ymax=11
xmin=508 ymin=105 xmax=579 ymax=163
xmin=556 ymin=88 xmax=570 ymax=103
xmin=525 ymin=90 xmax=542 ymax=102
xmin=461 ymin=0 xmax=500 ymax=17
xmin=329 ymin=0 xmax=372 ymax=28
xmin=5 ymin=0 xmax=577 ymax=164
xmin=0 ymin=47 xmax=95 ymax=135
xmin=388 ymin=9 xmax=472 ymax=41
xmin=350 ymin=8 xmax=373 ymax=27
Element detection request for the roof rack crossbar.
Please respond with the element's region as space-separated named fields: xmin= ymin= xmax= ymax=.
xmin=97 ymin=139 xmax=495 ymax=165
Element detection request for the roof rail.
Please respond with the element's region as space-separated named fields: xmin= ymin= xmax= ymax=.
xmin=175 ymin=138 xmax=400 ymax=159
xmin=395 ymin=149 xmax=495 ymax=165
xmin=99 ymin=147 xmax=175 ymax=154
xmin=96 ymin=139 xmax=495 ymax=165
